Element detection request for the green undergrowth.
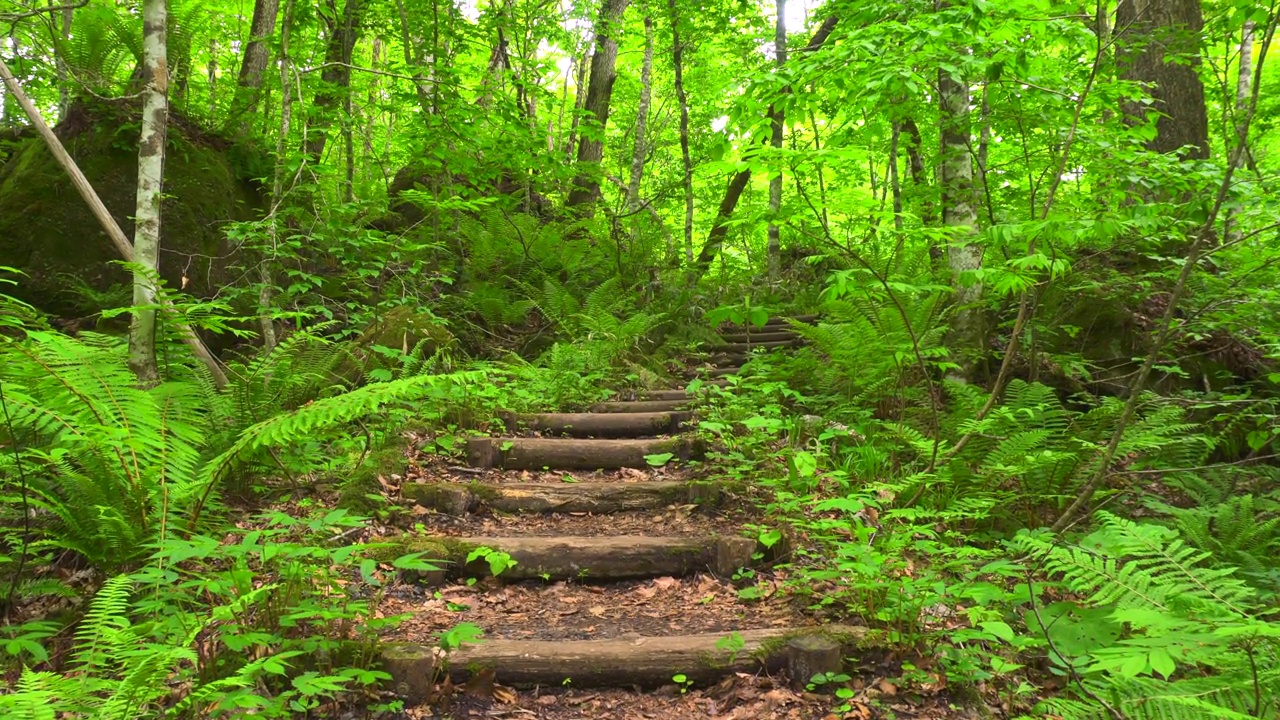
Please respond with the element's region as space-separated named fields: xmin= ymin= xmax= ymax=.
xmin=691 ymin=298 xmax=1280 ymax=719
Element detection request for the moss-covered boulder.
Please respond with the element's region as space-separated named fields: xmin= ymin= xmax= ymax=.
xmin=0 ymin=102 xmax=263 ymax=317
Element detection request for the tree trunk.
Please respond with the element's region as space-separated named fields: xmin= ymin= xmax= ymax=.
xmin=566 ymin=0 xmax=632 ymax=210
xmin=395 ymin=0 xmax=433 ymax=114
xmin=261 ymin=0 xmax=298 ymax=354
xmin=668 ymin=0 xmax=694 ymax=263
xmin=766 ymin=0 xmax=787 ymax=281
xmin=692 ymin=15 xmax=838 ymax=274
xmin=1225 ymin=20 xmax=1253 ymax=243
xmin=304 ymin=0 xmax=363 ymax=162
xmin=1115 ymin=0 xmax=1208 ymax=159
xmin=57 ymin=3 xmax=74 ymax=119
xmin=128 ymin=0 xmax=170 ymax=385
xmin=566 ymin=46 xmax=592 ymax=161
xmin=227 ymin=0 xmax=281 ymax=125
xmin=937 ymin=4 xmax=982 ymax=373
xmin=627 ymin=15 xmax=655 ymax=249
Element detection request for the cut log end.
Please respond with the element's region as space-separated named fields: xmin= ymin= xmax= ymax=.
xmin=382 ymin=644 xmax=437 ymax=706
xmin=786 ymin=634 xmax=843 ymax=688
xmin=713 ymin=536 xmax=757 ymax=577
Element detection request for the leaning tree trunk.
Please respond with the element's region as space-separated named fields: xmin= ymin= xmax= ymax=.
xmin=692 ymin=15 xmax=838 ymax=274
xmin=565 ymin=0 xmax=632 ymax=210
xmin=129 ymin=0 xmax=170 ymax=385
xmin=226 ymin=0 xmax=280 ymax=126
xmin=668 ymin=0 xmax=694 ymax=262
xmin=626 ymin=14 xmax=656 ymax=251
xmin=303 ymin=0 xmax=363 ymax=162
xmin=1115 ymin=0 xmax=1208 ymax=159
xmin=766 ymin=0 xmax=787 ymax=281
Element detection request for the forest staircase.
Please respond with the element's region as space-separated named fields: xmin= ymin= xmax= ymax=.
xmin=381 ymin=315 xmax=862 ymax=705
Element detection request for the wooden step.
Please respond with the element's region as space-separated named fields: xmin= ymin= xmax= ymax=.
xmin=708 ymin=366 xmax=741 ymax=378
xmin=403 ymin=480 xmax=722 ymax=514
xmin=718 ymin=330 xmax=798 ymax=343
xmin=708 ymin=352 xmax=747 ymax=366
xmin=466 ymin=436 xmax=696 ymax=470
xmin=638 ymin=389 xmax=693 ymax=401
xmin=589 ymin=399 xmax=690 ymax=413
xmin=382 ymin=534 xmax=756 ymax=581
xmin=715 ymin=339 xmax=804 ymax=353
xmin=382 ymin=625 xmax=865 ymax=695
xmin=720 ymin=314 xmax=818 ymax=332
xmin=501 ymin=410 xmax=691 ymax=438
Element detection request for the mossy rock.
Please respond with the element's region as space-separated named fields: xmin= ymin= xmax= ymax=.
xmin=0 ymin=102 xmax=263 ymax=317
xmin=355 ymin=306 xmax=457 ymax=356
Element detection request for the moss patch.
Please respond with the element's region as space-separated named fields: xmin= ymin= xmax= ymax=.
xmin=0 ymin=102 xmax=263 ymax=317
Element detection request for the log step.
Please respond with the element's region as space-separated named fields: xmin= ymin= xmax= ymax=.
xmin=638 ymin=389 xmax=694 ymax=401
xmin=589 ymin=399 xmax=690 ymax=413
xmin=708 ymin=366 xmax=741 ymax=378
xmin=501 ymin=410 xmax=691 ymax=438
xmin=466 ymin=436 xmax=697 ymax=470
xmin=382 ymin=625 xmax=865 ymax=693
xmin=383 ymin=534 xmax=757 ymax=581
xmin=403 ymin=480 xmax=722 ymax=514
xmin=720 ymin=314 xmax=818 ymax=332
xmin=715 ymin=339 xmax=804 ymax=353
xmin=718 ymin=330 xmax=799 ymax=343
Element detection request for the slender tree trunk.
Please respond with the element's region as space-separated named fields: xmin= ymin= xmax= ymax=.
xmin=627 ymin=15 xmax=655 ymax=249
xmin=937 ymin=17 xmax=982 ymax=372
xmin=1225 ymin=20 xmax=1253 ymax=243
xmin=304 ymin=0 xmax=363 ymax=162
xmin=57 ymin=3 xmax=74 ymax=119
xmin=128 ymin=0 xmax=170 ymax=385
xmin=692 ymin=15 xmax=838 ymax=274
xmin=566 ymin=46 xmax=591 ymax=161
xmin=260 ymin=0 xmax=297 ymax=353
xmin=766 ymin=0 xmax=787 ymax=281
xmin=668 ymin=0 xmax=694 ymax=263
xmin=227 ymin=0 xmax=280 ymax=126
xmin=1115 ymin=0 xmax=1208 ymax=159
xmin=0 ymin=56 xmax=228 ymax=386
xmin=566 ymin=0 xmax=632 ymax=210
xmin=395 ymin=0 xmax=433 ymax=114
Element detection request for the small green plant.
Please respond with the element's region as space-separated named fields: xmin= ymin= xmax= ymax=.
xmin=466 ymin=546 xmax=519 ymax=576
xmin=644 ymin=452 xmax=675 ymax=466
xmin=672 ymin=673 xmax=694 ymax=693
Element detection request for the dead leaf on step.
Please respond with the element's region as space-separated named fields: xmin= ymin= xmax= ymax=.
xmin=535 ymin=694 xmax=558 ymax=706
xmin=492 ymin=685 xmax=518 ymax=704
xmin=410 ymin=504 xmax=430 ymax=515
xmin=633 ymin=585 xmax=657 ymax=600
xmin=588 ymin=605 xmax=607 ymax=617
xmin=653 ymin=577 xmax=680 ymax=590
xmin=877 ymin=679 xmax=898 ymax=696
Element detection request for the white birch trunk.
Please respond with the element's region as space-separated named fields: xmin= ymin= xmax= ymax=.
xmin=129 ymin=0 xmax=170 ymax=385
xmin=766 ymin=0 xmax=786 ymax=281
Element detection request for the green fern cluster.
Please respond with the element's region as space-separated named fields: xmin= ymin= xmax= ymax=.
xmin=1017 ymin=512 xmax=1280 ymax=720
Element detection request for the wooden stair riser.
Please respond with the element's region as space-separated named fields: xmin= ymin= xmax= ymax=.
xmin=718 ymin=330 xmax=799 ymax=343
xmin=382 ymin=535 xmax=758 ymax=583
xmin=719 ymin=314 xmax=818 ymax=332
xmin=404 ymin=480 xmax=723 ymax=514
xmin=466 ymin=436 xmax=697 ymax=470
xmin=707 ymin=366 xmax=741 ymax=378
xmin=589 ymin=399 xmax=691 ymax=413
xmin=715 ymin=339 xmax=804 ymax=353
xmin=382 ymin=626 xmax=863 ymax=696
xmin=502 ymin=411 xmax=691 ymax=438
xmin=638 ymin=389 xmax=695 ymax=401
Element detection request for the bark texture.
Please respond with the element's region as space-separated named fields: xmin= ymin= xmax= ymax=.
xmin=668 ymin=0 xmax=694 ymax=262
xmin=1115 ymin=0 xmax=1208 ymax=159
xmin=566 ymin=0 xmax=632 ymax=209
xmin=626 ymin=15 xmax=655 ymax=246
xmin=227 ymin=0 xmax=280 ymax=124
xmin=766 ymin=0 xmax=787 ymax=281
xmin=129 ymin=0 xmax=170 ymax=384
xmin=304 ymin=0 xmax=364 ymax=161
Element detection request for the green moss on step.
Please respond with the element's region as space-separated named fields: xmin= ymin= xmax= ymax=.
xmin=337 ymin=445 xmax=409 ymax=514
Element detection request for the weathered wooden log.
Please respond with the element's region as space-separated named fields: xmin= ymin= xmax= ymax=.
xmin=718 ymin=330 xmax=798 ymax=343
xmin=720 ymin=314 xmax=818 ymax=332
xmin=383 ymin=534 xmax=724 ymax=580
xmin=716 ymin=339 xmax=804 ymax=353
xmin=708 ymin=366 xmax=741 ymax=378
xmin=589 ymin=399 xmax=690 ymax=413
xmin=403 ymin=480 xmax=722 ymax=514
xmin=466 ymin=436 xmax=695 ymax=470
xmin=639 ymin=389 xmax=694 ymax=401
xmin=381 ymin=625 xmax=866 ymax=689
xmin=382 ymin=644 xmax=437 ymax=706
xmin=501 ymin=410 xmax=691 ymax=438
xmin=786 ymin=635 xmax=844 ymax=688
xmin=708 ymin=352 xmax=747 ymax=366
